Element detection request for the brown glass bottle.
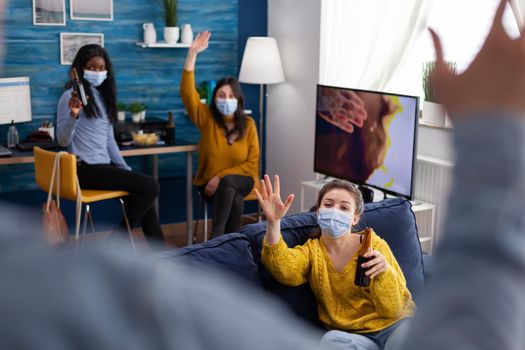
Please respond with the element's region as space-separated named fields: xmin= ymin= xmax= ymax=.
xmin=354 ymin=227 xmax=373 ymax=287
xmin=165 ymin=111 xmax=176 ymax=144
xmin=70 ymin=68 xmax=88 ymax=106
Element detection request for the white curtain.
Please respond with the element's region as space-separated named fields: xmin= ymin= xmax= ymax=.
xmin=508 ymin=0 xmax=525 ymax=28
xmin=319 ymin=0 xmax=433 ymax=91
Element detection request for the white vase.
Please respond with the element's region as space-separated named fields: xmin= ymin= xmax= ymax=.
xmin=140 ymin=110 xmax=146 ymax=121
xmin=181 ymin=24 xmax=193 ymax=44
xmin=422 ymin=101 xmax=447 ymax=127
xmin=143 ymin=23 xmax=157 ymax=45
xmin=117 ymin=111 xmax=126 ymax=122
xmin=131 ymin=113 xmax=141 ymax=123
xmin=164 ymin=26 xmax=179 ymax=44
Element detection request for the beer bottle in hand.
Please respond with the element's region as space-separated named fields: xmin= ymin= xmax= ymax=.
xmin=354 ymin=227 xmax=373 ymax=287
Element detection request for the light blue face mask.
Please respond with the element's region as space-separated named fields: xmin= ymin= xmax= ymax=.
xmin=216 ymin=98 xmax=238 ymax=116
xmin=83 ymin=70 xmax=108 ymax=87
xmin=317 ymin=208 xmax=352 ymax=238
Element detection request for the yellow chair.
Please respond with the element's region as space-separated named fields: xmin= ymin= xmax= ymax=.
xmin=34 ymin=147 xmax=136 ymax=250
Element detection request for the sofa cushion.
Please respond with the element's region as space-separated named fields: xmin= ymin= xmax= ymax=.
xmin=240 ymin=212 xmax=322 ymax=328
xmin=155 ymin=233 xmax=261 ymax=286
xmin=354 ymin=198 xmax=425 ymax=295
xmin=240 ymin=197 xmax=424 ymax=326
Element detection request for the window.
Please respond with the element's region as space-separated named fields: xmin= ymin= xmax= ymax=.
xmin=386 ymin=0 xmax=520 ymax=96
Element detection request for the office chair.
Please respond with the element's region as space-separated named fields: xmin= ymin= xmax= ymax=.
xmin=34 ymin=147 xmax=136 ymax=251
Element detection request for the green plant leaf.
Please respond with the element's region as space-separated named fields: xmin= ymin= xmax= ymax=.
xmin=155 ymin=0 xmax=177 ymax=27
xmin=422 ymin=61 xmax=457 ymax=103
xmin=127 ymin=102 xmax=146 ymax=113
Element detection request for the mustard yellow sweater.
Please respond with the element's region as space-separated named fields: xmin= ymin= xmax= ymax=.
xmin=180 ymin=69 xmax=260 ymax=187
xmin=261 ymin=229 xmax=416 ymax=333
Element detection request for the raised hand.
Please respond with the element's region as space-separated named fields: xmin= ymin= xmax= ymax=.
xmin=429 ymin=0 xmax=525 ymax=117
xmin=184 ymin=31 xmax=212 ymax=71
xmin=254 ymin=175 xmax=294 ymax=223
xmin=189 ymin=31 xmax=211 ymax=55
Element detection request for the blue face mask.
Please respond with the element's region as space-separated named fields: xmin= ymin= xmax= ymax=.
xmin=317 ymin=208 xmax=352 ymax=238
xmin=83 ymin=70 xmax=108 ymax=87
xmin=216 ymin=98 xmax=238 ymax=116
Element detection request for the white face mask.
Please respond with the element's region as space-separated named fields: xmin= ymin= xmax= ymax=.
xmin=83 ymin=70 xmax=108 ymax=87
xmin=317 ymin=208 xmax=352 ymax=238
xmin=216 ymin=98 xmax=238 ymax=116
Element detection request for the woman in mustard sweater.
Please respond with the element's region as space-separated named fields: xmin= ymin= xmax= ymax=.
xmin=256 ymin=175 xmax=415 ymax=350
xmin=181 ymin=32 xmax=259 ymax=237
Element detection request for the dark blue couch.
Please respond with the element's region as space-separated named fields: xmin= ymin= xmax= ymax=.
xmin=156 ymin=197 xmax=426 ymax=328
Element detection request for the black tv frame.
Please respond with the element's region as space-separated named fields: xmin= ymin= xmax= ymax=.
xmin=313 ymin=84 xmax=419 ymax=200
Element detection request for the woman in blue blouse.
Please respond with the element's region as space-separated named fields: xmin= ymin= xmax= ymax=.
xmin=56 ymin=44 xmax=164 ymax=246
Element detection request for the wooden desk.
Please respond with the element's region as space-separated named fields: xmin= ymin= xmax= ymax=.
xmin=0 ymin=143 xmax=199 ymax=246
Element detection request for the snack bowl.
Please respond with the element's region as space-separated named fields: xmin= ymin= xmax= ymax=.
xmin=132 ymin=131 xmax=159 ymax=146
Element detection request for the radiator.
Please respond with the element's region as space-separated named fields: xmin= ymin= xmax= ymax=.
xmin=413 ymin=155 xmax=454 ymax=249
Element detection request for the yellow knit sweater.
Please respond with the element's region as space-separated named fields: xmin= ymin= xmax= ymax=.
xmin=261 ymin=229 xmax=416 ymax=333
xmin=180 ymin=69 xmax=260 ymax=187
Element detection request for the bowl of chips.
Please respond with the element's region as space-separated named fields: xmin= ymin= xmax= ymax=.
xmin=132 ymin=131 xmax=159 ymax=146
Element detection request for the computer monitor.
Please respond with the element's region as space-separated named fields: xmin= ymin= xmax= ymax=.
xmin=0 ymin=77 xmax=32 ymax=125
xmin=314 ymin=84 xmax=419 ymax=199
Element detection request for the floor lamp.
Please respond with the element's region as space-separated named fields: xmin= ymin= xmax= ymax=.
xmin=238 ymin=37 xmax=285 ymax=176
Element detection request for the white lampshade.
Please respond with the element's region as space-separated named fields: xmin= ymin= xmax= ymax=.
xmin=239 ymin=37 xmax=285 ymax=84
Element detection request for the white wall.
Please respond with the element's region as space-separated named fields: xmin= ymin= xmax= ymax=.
xmin=266 ymin=0 xmax=321 ymax=214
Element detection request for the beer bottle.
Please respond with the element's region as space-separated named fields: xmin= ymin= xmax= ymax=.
xmin=354 ymin=228 xmax=373 ymax=287
xmin=165 ymin=111 xmax=176 ymax=144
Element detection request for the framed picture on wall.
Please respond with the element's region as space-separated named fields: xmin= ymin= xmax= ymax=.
xmin=60 ymin=33 xmax=104 ymax=65
xmin=70 ymin=0 xmax=113 ymax=21
xmin=33 ymin=0 xmax=66 ymax=26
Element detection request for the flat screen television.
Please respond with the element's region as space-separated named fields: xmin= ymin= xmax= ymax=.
xmin=314 ymin=84 xmax=419 ymax=199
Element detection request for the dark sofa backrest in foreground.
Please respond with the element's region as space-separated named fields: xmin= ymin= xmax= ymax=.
xmin=156 ymin=197 xmax=425 ymax=328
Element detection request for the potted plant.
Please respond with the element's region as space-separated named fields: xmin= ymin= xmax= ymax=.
xmin=128 ymin=102 xmax=146 ymax=123
xmin=422 ymin=61 xmax=456 ymax=127
xmin=156 ymin=0 xmax=178 ymax=44
xmin=117 ymin=102 xmax=126 ymax=122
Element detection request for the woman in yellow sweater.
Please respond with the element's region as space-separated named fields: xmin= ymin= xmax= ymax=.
xmin=256 ymin=175 xmax=415 ymax=350
xmin=181 ymin=32 xmax=259 ymax=237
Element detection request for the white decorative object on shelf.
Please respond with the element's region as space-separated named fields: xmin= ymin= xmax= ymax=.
xmin=135 ymin=42 xmax=190 ymax=48
xmin=422 ymin=101 xmax=447 ymax=127
xmin=181 ymin=24 xmax=193 ymax=44
xmin=164 ymin=26 xmax=179 ymax=44
xmin=143 ymin=23 xmax=157 ymax=45
xmin=131 ymin=113 xmax=141 ymax=123
xmin=39 ymin=126 xmax=54 ymax=140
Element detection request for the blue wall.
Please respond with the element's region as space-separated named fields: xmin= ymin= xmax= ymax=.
xmin=0 ymin=0 xmax=267 ymax=225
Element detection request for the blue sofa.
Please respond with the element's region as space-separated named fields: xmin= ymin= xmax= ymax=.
xmin=156 ymin=197 xmax=427 ymax=328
